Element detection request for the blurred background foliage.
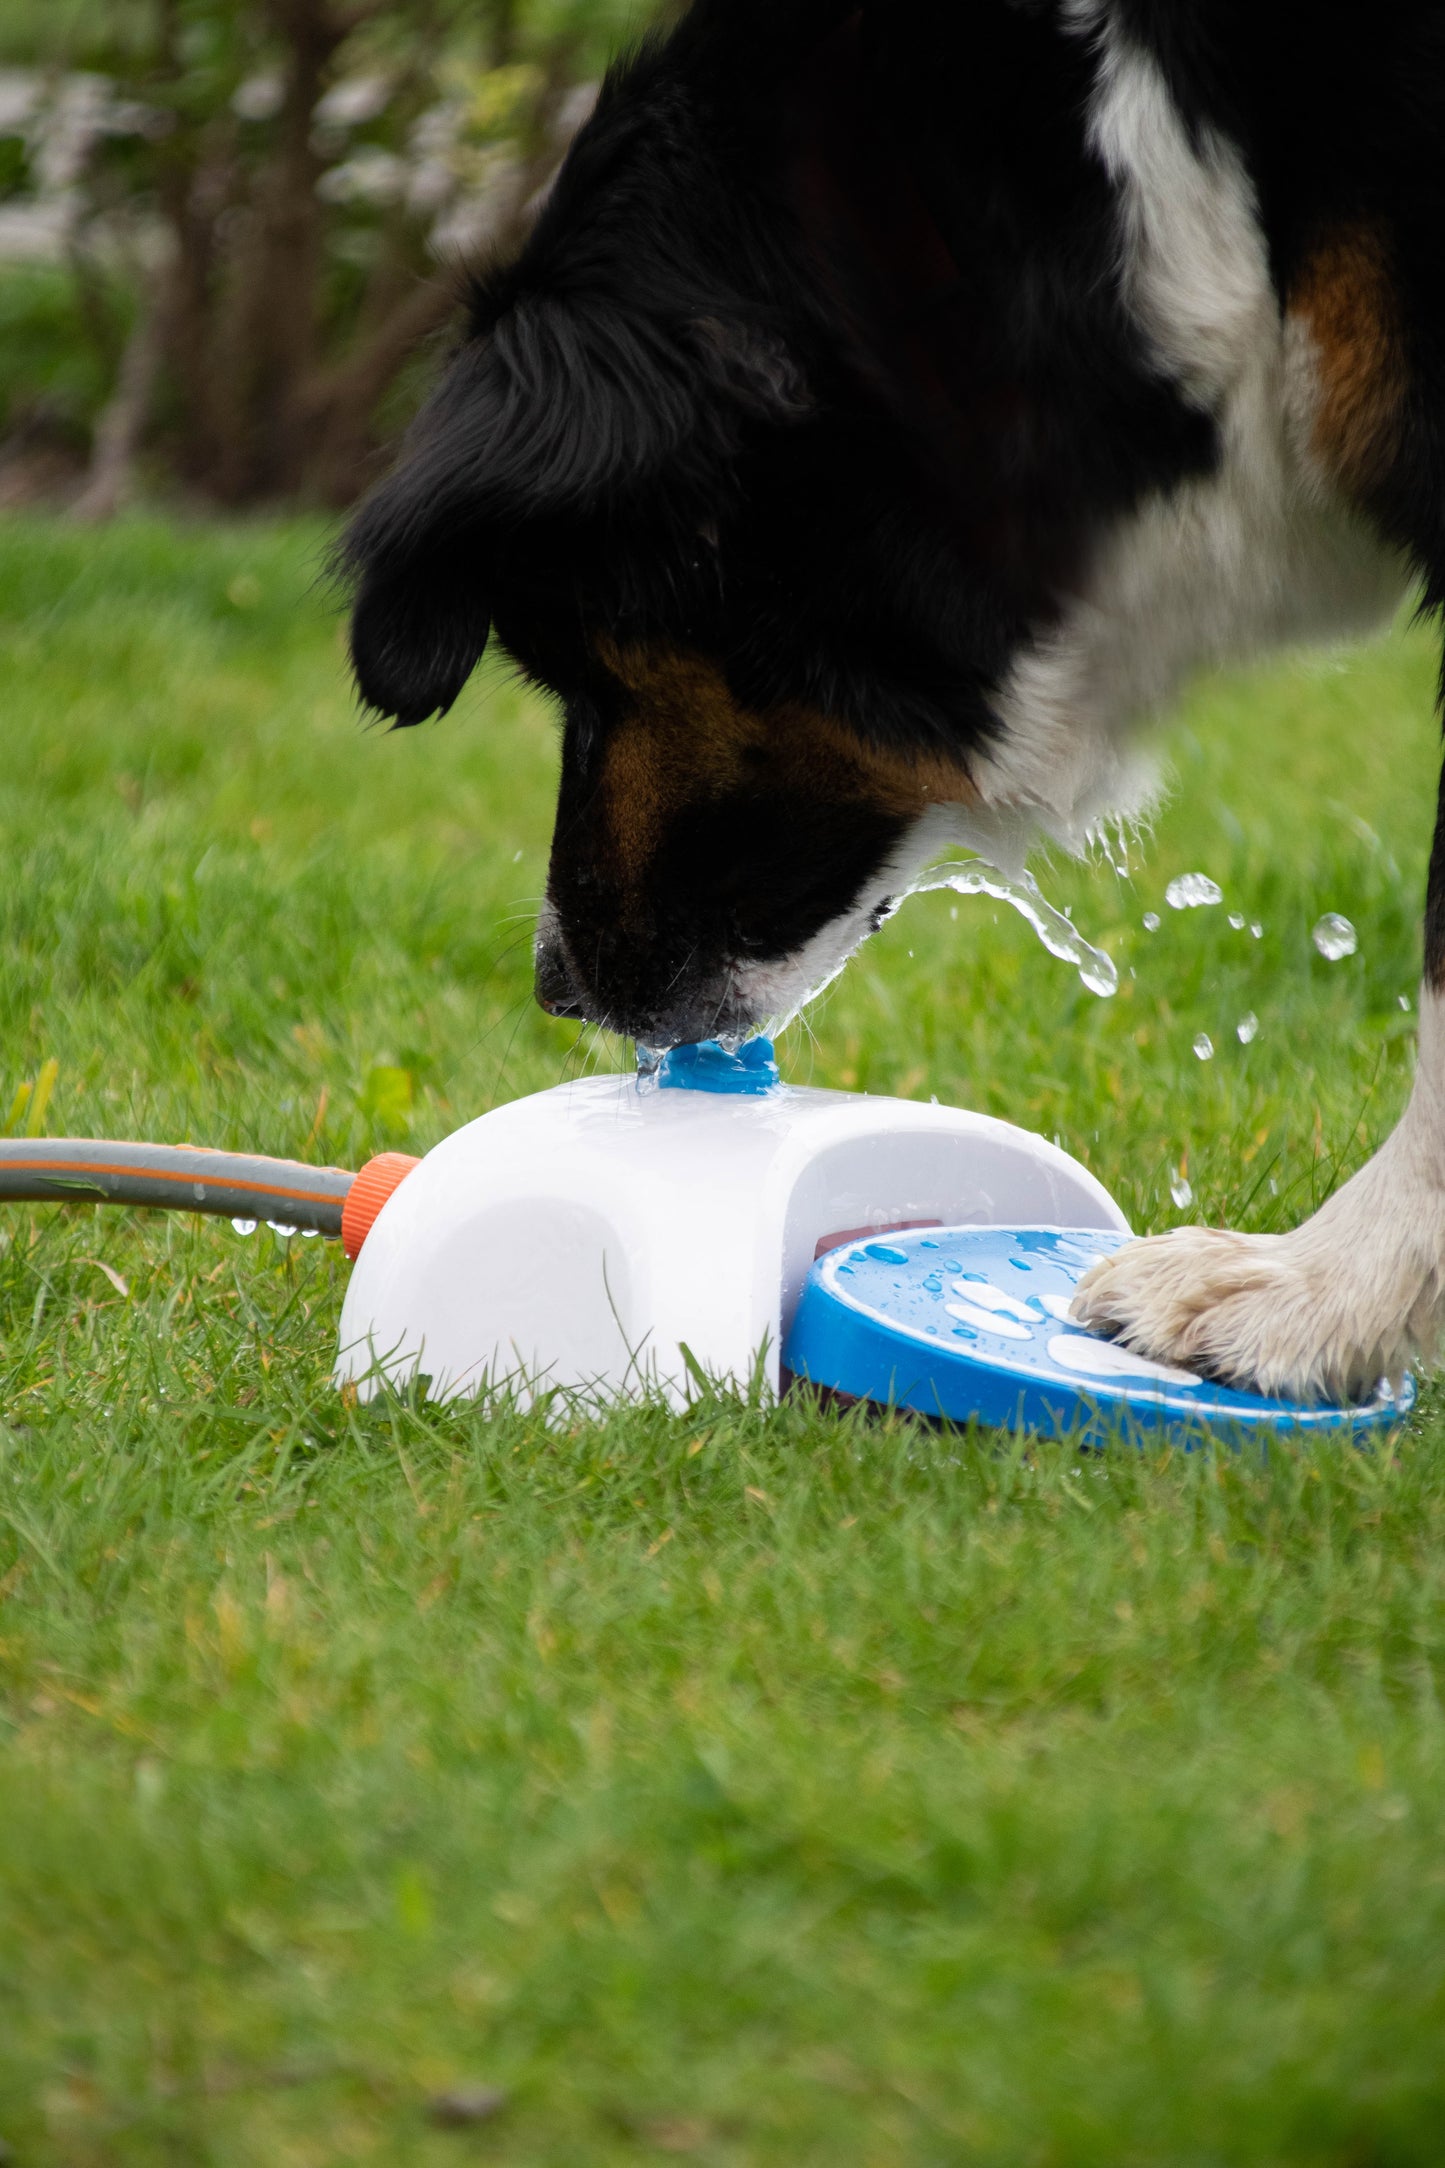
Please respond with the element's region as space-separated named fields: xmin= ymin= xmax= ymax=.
xmin=0 ymin=0 xmax=667 ymax=513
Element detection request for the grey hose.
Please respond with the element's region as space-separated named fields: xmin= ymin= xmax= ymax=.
xmin=0 ymin=1138 xmax=355 ymax=1237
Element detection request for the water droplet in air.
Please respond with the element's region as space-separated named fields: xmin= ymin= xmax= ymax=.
xmin=1090 ymin=819 xmax=1134 ymax=879
xmin=300 ymin=1227 xmax=320 ymax=1239
xmin=1237 ymin=1012 xmax=1259 ymax=1044
xmin=1143 ymin=912 xmax=1161 ymax=932
xmin=1399 ymin=993 xmax=1412 ymax=1011
xmin=1170 ymin=1175 xmax=1194 ymax=1209
xmin=1166 ymin=873 xmax=1223 ymax=910
xmin=1193 ymin=1033 xmax=1214 ymax=1061
xmin=232 ymin=1218 xmax=257 ymax=1237
xmin=270 ymin=1222 xmax=298 ymax=1240
xmin=1312 ymin=912 xmax=1358 ymax=961
xmin=1229 ymin=914 xmax=1245 ymax=930
xmin=1251 ymin=922 xmax=1264 ymax=939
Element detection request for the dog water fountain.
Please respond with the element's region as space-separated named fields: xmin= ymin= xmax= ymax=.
xmin=331 ymin=1040 xmax=1408 ymax=1442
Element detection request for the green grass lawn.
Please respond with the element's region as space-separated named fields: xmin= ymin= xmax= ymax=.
xmin=3 ymin=514 xmax=1445 ymax=2166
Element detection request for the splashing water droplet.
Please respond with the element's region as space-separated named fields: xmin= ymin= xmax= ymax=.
xmin=915 ymin=859 xmax=1117 ymax=997
xmin=1229 ymin=914 xmax=1245 ymax=930
xmin=1143 ymin=912 xmax=1161 ymax=932
xmin=270 ymin=1222 xmax=298 ymax=1240
xmin=1166 ymin=873 xmax=1224 ymax=910
xmin=1090 ymin=817 xmax=1134 ymax=879
xmin=634 ymin=1043 xmax=666 ymax=1094
xmin=232 ymin=1218 xmax=257 ymax=1237
xmin=1237 ymin=1012 xmax=1259 ymax=1044
xmin=1312 ymin=912 xmax=1358 ymax=961
xmin=1193 ymin=1033 xmax=1215 ymax=1061
xmin=1170 ymin=1175 xmax=1194 ymax=1209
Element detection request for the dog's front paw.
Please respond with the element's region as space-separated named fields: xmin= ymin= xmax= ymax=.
xmin=1072 ymin=1226 xmax=1414 ymax=1404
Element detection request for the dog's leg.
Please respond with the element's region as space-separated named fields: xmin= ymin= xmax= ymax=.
xmin=1073 ymin=780 xmax=1445 ymax=1401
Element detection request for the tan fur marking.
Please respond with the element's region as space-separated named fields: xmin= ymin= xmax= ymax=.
xmin=596 ymin=637 xmax=976 ymax=882
xmin=1289 ymin=225 xmax=1405 ymax=495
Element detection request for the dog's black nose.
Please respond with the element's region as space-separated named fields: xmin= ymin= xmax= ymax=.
xmin=534 ymin=921 xmax=590 ymax=1021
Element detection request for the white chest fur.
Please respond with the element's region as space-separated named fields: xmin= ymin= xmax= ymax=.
xmin=973 ymin=2 xmax=1407 ymax=849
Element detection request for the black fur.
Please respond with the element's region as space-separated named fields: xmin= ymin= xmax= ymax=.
xmin=343 ymin=0 xmax=1445 ymax=1028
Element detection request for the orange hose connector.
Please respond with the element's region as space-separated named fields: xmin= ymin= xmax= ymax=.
xmin=341 ymin=1152 xmax=422 ymax=1260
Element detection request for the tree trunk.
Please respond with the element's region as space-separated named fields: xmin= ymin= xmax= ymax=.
xmin=70 ymin=271 xmax=170 ymax=523
xmin=207 ymin=0 xmax=348 ymax=500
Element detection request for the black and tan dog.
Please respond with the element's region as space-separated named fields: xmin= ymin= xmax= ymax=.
xmin=343 ymin=0 xmax=1445 ymax=1404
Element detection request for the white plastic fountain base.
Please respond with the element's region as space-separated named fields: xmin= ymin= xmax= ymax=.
xmin=334 ymin=1071 xmax=1128 ymax=1410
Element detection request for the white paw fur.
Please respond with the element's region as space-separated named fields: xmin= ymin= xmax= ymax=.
xmin=1073 ymin=987 xmax=1445 ymax=1403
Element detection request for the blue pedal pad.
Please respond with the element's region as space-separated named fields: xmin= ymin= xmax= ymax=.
xmin=783 ymin=1226 xmax=1410 ymax=1445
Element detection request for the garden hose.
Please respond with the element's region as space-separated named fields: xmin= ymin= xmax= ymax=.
xmin=0 ymin=1138 xmax=420 ymax=1259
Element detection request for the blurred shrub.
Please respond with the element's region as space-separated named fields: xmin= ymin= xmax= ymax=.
xmin=0 ymin=0 xmax=665 ymax=511
xmin=0 ymin=267 xmax=126 ymax=448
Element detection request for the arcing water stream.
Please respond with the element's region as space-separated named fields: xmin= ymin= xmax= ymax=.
xmin=910 ymin=860 xmax=1118 ymax=998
